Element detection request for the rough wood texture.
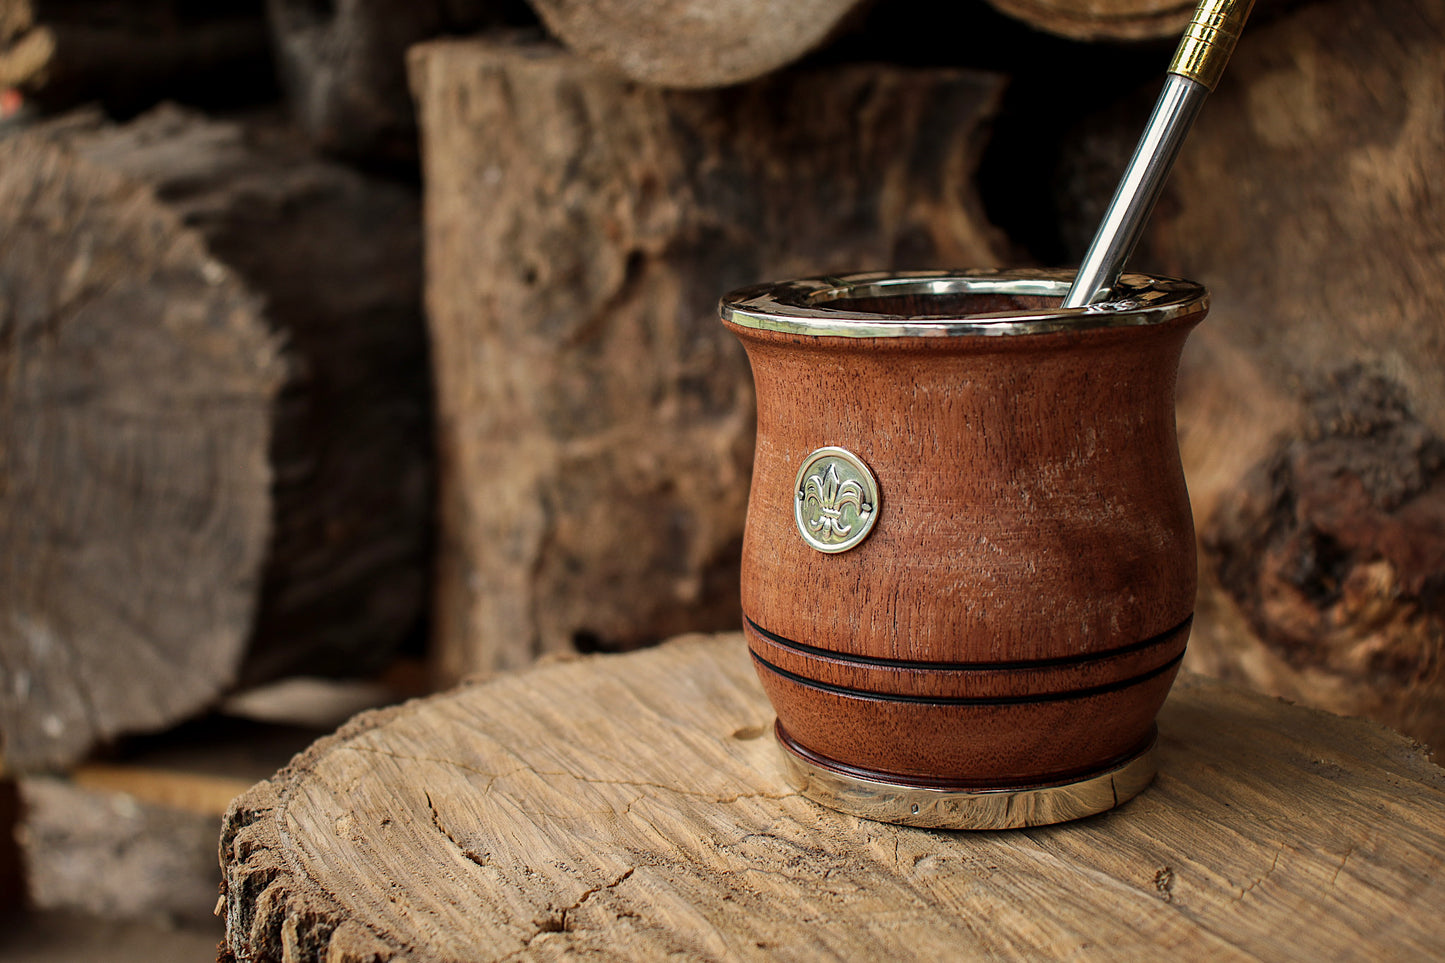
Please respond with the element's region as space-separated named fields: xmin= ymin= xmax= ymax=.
xmin=522 ymin=0 xmax=866 ymax=88
xmin=18 ymin=775 xmax=225 ymax=923
xmin=411 ymin=38 xmax=1008 ymax=682
xmin=1101 ymin=0 xmax=1445 ymax=749
xmin=983 ymin=0 xmax=1195 ymax=39
xmin=0 ymin=106 xmax=431 ymax=771
xmin=0 ymin=0 xmax=272 ymax=114
xmin=220 ymin=633 xmax=1445 ymax=962
xmin=266 ymin=0 xmax=526 ymax=165
xmin=16 ymin=715 xmax=325 ymax=925
xmin=726 ymin=283 xmax=1204 ymax=785
xmin=11 ymin=674 xmax=361 ymax=924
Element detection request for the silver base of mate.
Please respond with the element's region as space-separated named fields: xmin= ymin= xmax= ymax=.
xmin=777 ymin=724 xmax=1158 ymax=830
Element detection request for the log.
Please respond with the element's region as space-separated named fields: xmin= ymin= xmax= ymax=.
xmin=0 ymin=0 xmax=273 ymax=114
xmin=16 ymin=708 xmax=347 ymax=924
xmin=0 ymin=105 xmax=431 ymax=771
xmin=1087 ymin=0 xmax=1445 ymax=748
xmin=265 ymin=0 xmax=528 ymax=165
xmin=18 ymin=775 xmax=230 ymax=923
xmin=978 ymin=0 xmax=1301 ymax=42
xmin=13 ymin=666 xmax=417 ymax=923
xmin=219 ymin=633 xmax=1445 ymax=962
xmin=409 ymin=38 xmax=1008 ymax=682
xmin=8 ymin=910 xmax=224 ymax=959
xmin=522 ymin=0 xmax=868 ymax=88
xmin=981 ymin=0 xmax=1197 ymax=40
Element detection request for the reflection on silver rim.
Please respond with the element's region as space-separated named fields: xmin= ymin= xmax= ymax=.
xmin=720 ymin=268 xmax=1207 ymax=339
xmin=778 ymin=724 xmax=1159 ymax=830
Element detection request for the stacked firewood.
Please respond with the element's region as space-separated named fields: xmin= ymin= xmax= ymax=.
xmin=1 ymin=0 xmax=1441 ymax=926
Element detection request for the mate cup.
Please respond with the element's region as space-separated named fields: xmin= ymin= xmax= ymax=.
xmin=720 ymin=268 xmax=1208 ymax=829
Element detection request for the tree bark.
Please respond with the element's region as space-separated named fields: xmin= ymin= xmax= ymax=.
xmin=1065 ymin=0 xmax=1445 ymax=748
xmin=522 ymin=0 xmax=868 ymax=88
xmin=409 ymin=37 xmax=1008 ymax=683
xmin=219 ymin=633 xmax=1445 ymax=962
xmin=0 ymin=0 xmax=273 ymax=114
xmin=0 ymin=105 xmax=431 ymax=771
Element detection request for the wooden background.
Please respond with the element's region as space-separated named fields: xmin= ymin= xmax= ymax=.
xmin=0 ymin=0 xmax=1441 ymax=940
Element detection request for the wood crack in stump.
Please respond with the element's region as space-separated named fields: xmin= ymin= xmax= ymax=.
xmin=1232 ymin=842 xmax=1286 ymax=904
xmin=527 ymin=769 xmax=797 ymax=806
xmin=341 ymin=744 xmax=531 ymax=792
xmin=411 ymin=772 xmax=795 ymax=824
xmin=339 ymin=744 xmax=797 ymax=808
xmin=497 ymin=867 xmax=638 ymax=962
xmin=560 ymin=866 xmax=636 ymax=926
xmin=1331 ymin=846 xmax=1356 ymax=886
xmin=424 ymin=791 xmax=490 ymax=869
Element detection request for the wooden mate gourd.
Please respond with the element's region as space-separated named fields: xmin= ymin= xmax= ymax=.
xmin=721 ymin=269 xmax=1208 ymax=828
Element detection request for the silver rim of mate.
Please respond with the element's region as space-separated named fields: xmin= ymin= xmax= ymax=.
xmin=720 ymin=268 xmax=1207 ymax=339
xmin=777 ymin=723 xmax=1159 ymax=830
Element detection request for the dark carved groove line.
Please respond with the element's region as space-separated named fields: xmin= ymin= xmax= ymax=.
xmin=749 ymin=650 xmax=1186 ymax=707
xmin=744 ymin=613 xmax=1193 ymax=672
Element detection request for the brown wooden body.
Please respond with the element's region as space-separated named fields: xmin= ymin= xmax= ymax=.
xmin=725 ymin=287 xmax=1206 ymax=787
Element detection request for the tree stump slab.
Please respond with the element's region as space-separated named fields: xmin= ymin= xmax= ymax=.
xmin=221 ymin=633 xmax=1445 ymax=962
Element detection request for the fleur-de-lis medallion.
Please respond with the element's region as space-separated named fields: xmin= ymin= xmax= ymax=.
xmin=794 ymin=447 xmax=879 ymax=553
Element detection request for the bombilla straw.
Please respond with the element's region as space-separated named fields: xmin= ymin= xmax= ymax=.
xmin=1062 ymin=0 xmax=1255 ymax=308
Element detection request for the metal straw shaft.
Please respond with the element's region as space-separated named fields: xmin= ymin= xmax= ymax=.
xmin=1063 ymin=0 xmax=1255 ymax=308
xmin=1062 ymin=74 xmax=1207 ymax=308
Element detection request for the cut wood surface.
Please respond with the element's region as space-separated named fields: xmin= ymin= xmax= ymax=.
xmin=523 ymin=0 xmax=867 ymax=88
xmin=221 ymin=633 xmax=1445 ymax=962
xmin=1080 ymin=0 xmax=1445 ymax=750
xmin=410 ymin=38 xmax=1008 ymax=683
xmin=983 ymin=0 xmax=1195 ymax=39
xmin=0 ymin=106 xmax=431 ymax=771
